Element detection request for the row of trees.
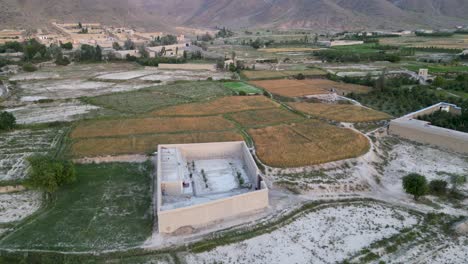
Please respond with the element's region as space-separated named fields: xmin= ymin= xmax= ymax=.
xmin=403 ymin=173 xmax=466 ymax=200
xmin=314 ymin=49 xmax=401 ymax=63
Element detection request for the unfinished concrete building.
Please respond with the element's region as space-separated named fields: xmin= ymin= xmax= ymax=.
xmin=389 ymin=102 xmax=468 ymax=153
xmin=155 ymin=141 xmax=269 ymax=234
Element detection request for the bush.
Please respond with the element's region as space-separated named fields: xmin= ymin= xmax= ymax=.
xmin=0 ymin=111 xmax=16 ymax=131
xmin=402 ymin=173 xmax=428 ymax=200
xmin=238 ymin=90 xmax=247 ymax=96
xmin=60 ymin=42 xmax=73 ymax=50
xmin=22 ymin=62 xmax=37 ymax=72
xmin=296 ymin=73 xmax=305 ymax=80
xmin=25 ymin=155 xmax=76 ymax=194
xmin=429 ymin=180 xmax=448 ymax=196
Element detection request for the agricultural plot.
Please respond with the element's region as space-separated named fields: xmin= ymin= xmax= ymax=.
xmin=242 ymin=69 xmax=326 ymax=80
xmin=0 ymin=129 xmax=65 ymax=181
xmin=0 ymin=163 xmax=153 ymax=251
xmin=380 ymin=34 xmax=468 ymax=49
xmin=152 ymin=96 xmax=278 ymax=116
xmin=84 ymin=81 xmax=232 ymax=114
xmin=249 ymin=120 xmax=369 ymax=167
xmin=258 ymin=47 xmax=322 ymax=53
xmin=251 ymin=79 xmax=370 ymax=98
xmin=5 ymin=100 xmax=100 ymax=124
xmin=71 ymin=116 xmax=235 ymax=139
xmin=186 ymin=202 xmax=420 ymax=264
xmin=223 ymin=82 xmax=263 ymax=94
xmin=71 ymin=131 xmax=243 ymax=158
xmin=95 ymin=70 xmax=156 ymax=80
xmin=14 ymin=79 xmax=154 ymax=101
xmin=140 ymin=69 xmax=230 ymax=82
xmin=289 ymin=102 xmax=392 ymax=123
xmin=229 ymin=108 xmax=304 ymax=128
xmin=0 ymin=191 xmax=41 ymax=223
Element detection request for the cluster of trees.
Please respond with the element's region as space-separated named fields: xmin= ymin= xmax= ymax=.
xmin=402 ymin=173 xmax=466 ymax=200
xmin=134 ymin=56 xmax=186 ymax=67
xmin=349 ymin=85 xmax=464 ymax=117
xmin=75 ymin=44 xmax=102 ymax=62
xmin=314 ymin=49 xmax=401 ymax=63
xmin=197 ymin=33 xmax=214 ymax=42
xmin=417 ymin=106 xmax=468 ymax=133
xmin=149 ymin=35 xmax=178 ymax=46
xmin=433 ymin=74 xmax=468 ymax=94
xmin=415 ymin=31 xmax=454 ymax=37
xmin=215 ymin=27 xmax=234 ymax=38
xmin=25 ymin=155 xmax=76 ymax=195
xmin=0 ymin=111 xmax=16 ymax=131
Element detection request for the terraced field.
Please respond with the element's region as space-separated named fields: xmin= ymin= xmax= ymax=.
xmin=242 ymin=69 xmax=326 ymax=80
xmin=289 ymin=103 xmax=392 ymax=122
xmin=249 ymin=120 xmax=370 ymax=167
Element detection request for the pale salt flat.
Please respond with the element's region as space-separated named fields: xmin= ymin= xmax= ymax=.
xmin=140 ymin=69 xmax=230 ymax=82
xmin=95 ymin=70 xmax=156 ymax=80
xmin=429 ymin=237 xmax=468 ymax=264
xmin=383 ymin=142 xmax=468 ymax=196
xmin=17 ymin=79 xmax=154 ymax=100
xmin=186 ymin=203 xmax=419 ymax=264
xmin=6 ymin=101 xmax=100 ymax=124
xmin=9 ymin=72 xmax=60 ymax=81
xmin=0 ymin=191 xmax=41 ymax=223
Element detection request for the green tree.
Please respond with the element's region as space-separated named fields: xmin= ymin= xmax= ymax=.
xmin=60 ymin=42 xmax=73 ymax=50
xmin=450 ymin=174 xmax=467 ymax=192
xmin=402 ymin=173 xmax=428 ymax=200
xmin=22 ymin=62 xmax=37 ymax=72
xmin=0 ymin=111 xmax=16 ymax=131
xmin=25 ymin=155 xmax=76 ymax=194
xmin=95 ymin=45 xmax=102 ymax=61
xmin=429 ymin=180 xmax=448 ymax=196
xmin=112 ymin=42 xmax=122 ymax=50
xmin=124 ymin=39 xmax=135 ymax=50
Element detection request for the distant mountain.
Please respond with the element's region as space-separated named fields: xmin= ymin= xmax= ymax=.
xmin=1 ymin=0 xmax=468 ymax=31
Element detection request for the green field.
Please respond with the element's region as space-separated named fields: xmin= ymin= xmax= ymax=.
xmin=332 ymin=43 xmax=381 ymax=53
xmin=83 ymin=81 xmax=233 ymax=114
xmin=223 ymin=82 xmax=263 ymax=94
xmin=404 ymin=62 xmax=468 ymax=74
xmin=0 ymin=162 xmax=153 ymax=251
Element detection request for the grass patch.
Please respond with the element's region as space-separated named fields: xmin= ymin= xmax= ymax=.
xmin=0 ymin=162 xmax=153 ymax=251
xmin=223 ymin=82 xmax=263 ymax=94
xmin=82 ymin=81 xmax=232 ymax=114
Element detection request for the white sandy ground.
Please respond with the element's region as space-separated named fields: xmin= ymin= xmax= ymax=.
xmin=9 ymin=72 xmax=60 ymax=81
xmin=0 ymin=129 xmax=64 ymax=181
xmin=95 ymin=70 xmax=156 ymax=80
xmin=0 ymin=191 xmax=41 ymax=223
xmin=16 ymin=80 xmax=155 ymax=101
xmin=185 ymin=203 xmax=419 ymax=264
xmin=5 ymin=100 xmax=100 ymax=124
xmin=383 ymin=141 xmax=468 ymax=196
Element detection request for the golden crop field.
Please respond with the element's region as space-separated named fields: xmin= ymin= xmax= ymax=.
xmin=229 ymin=108 xmax=304 ymax=127
xmin=71 ymin=131 xmax=243 ymax=157
xmin=152 ymin=96 xmax=278 ymax=116
xmin=248 ymin=120 xmax=370 ymax=167
xmin=289 ymin=103 xmax=392 ymax=122
xmin=71 ymin=116 xmax=235 ymax=139
xmin=242 ymin=69 xmax=326 ymax=80
xmin=251 ymin=79 xmax=371 ymax=97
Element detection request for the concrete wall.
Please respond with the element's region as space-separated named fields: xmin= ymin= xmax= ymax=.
xmin=158 ymin=185 xmax=268 ymax=233
xmin=158 ymin=63 xmax=216 ymax=71
xmin=389 ymin=120 xmax=468 ymax=154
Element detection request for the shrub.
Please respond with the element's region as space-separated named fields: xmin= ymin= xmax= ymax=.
xmin=296 ymin=73 xmax=305 ymax=80
xmin=429 ymin=180 xmax=448 ymax=196
xmin=238 ymin=90 xmax=247 ymax=96
xmin=60 ymin=42 xmax=73 ymax=50
xmin=22 ymin=62 xmax=37 ymax=72
xmin=25 ymin=155 xmax=76 ymax=194
xmin=402 ymin=173 xmax=428 ymax=200
xmin=0 ymin=111 xmax=16 ymax=131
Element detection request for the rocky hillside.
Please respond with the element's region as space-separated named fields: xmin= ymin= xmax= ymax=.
xmin=1 ymin=0 xmax=467 ymax=30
